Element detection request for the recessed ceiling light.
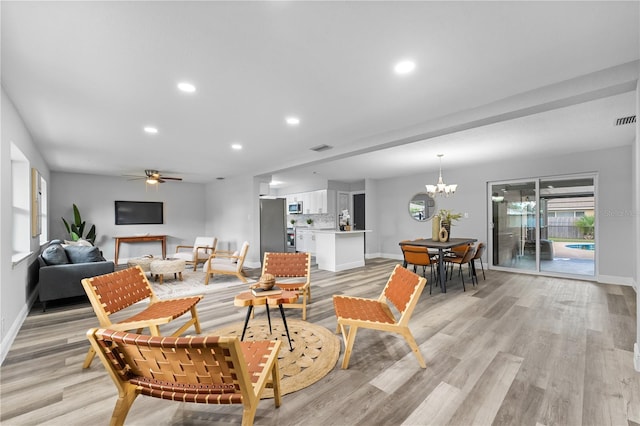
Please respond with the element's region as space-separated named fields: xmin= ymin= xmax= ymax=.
xmin=144 ymin=126 xmax=158 ymax=134
xmin=231 ymin=143 xmax=242 ymax=150
xmin=177 ymin=82 xmax=196 ymax=93
xmin=285 ymin=116 xmax=300 ymax=126
xmin=394 ymin=60 xmax=416 ymax=75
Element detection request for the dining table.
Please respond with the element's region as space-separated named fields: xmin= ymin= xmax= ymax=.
xmin=399 ymin=237 xmax=477 ymax=293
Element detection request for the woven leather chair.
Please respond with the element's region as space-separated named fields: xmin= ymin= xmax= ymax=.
xmin=81 ymin=266 xmax=203 ymax=369
xmin=173 ymin=236 xmax=217 ymax=271
xmin=261 ymin=251 xmax=312 ymax=320
xmin=87 ymin=328 xmax=282 ymax=426
xmin=333 ymin=264 xmax=427 ymax=369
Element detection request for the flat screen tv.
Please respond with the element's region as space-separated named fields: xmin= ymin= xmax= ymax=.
xmin=115 ymin=201 xmax=164 ymax=225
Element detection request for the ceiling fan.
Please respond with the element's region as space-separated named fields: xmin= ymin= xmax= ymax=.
xmin=125 ymin=169 xmax=183 ymax=185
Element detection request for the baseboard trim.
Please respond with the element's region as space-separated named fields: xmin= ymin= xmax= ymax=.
xmin=0 ymin=291 xmax=36 ymax=366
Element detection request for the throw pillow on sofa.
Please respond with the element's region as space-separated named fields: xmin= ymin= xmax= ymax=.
xmin=41 ymin=244 xmax=70 ymax=265
xmin=65 ymin=245 xmax=105 ymax=263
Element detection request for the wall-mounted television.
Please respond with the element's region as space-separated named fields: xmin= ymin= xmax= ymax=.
xmin=115 ymin=201 xmax=164 ymax=225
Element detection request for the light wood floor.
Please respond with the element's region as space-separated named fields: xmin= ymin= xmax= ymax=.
xmin=1 ymin=258 xmax=638 ymax=426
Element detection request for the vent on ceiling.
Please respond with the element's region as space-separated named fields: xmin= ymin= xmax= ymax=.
xmin=310 ymin=144 xmax=333 ymax=152
xmin=615 ymin=115 xmax=636 ymax=126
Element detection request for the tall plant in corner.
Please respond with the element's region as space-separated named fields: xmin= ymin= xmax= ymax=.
xmin=62 ymin=204 xmax=96 ymax=244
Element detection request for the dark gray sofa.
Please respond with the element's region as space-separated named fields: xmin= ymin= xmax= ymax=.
xmin=38 ymin=241 xmax=114 ymax=311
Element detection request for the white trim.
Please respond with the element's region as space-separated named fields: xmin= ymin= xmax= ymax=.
xmin=0 ymin=292 xmax=36 ymax=365
xmin=597 ymin=274 xmax=634 ymax=286
xmin=634 ymin=343 xmax=640 ymax=372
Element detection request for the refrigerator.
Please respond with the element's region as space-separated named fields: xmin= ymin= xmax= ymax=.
xmin=259 ymin=198 xmax=287 ymax=261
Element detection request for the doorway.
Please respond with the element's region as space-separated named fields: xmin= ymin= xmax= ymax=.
xmin=490 ymin=175 xmax=595 ymax=277
xmin=353 ymin=193 xmax=365 ymax=231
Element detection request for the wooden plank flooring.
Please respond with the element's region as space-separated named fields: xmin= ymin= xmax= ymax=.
xmin=1 ymin=258 xmax=638 ymax=425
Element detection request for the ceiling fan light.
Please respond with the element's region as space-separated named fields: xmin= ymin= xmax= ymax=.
xmin=146 ymin=178 xmax=158 ymax=184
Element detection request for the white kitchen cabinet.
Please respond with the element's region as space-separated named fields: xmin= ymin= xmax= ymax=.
xmin=296 ymin=229 xmax=315 ymax=254
xmin=286 ymin=190 xmax=328 ymax=214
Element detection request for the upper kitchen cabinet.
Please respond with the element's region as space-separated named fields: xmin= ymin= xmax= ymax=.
xmin=287 ymin=190 xmax=333 ymax=215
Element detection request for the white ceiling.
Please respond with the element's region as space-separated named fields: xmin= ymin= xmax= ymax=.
xmin=2 ymin=2 xmax=638 ymax=189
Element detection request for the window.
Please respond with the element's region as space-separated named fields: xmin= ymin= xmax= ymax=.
xmin=11 ymin=142 xmax=30 ymax=260
xmin=39 ymin=175 xmax=48 ymax=244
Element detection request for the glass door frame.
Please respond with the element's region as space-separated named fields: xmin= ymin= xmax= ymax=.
xmin=487 ymin=173 xmax=597 ymax=278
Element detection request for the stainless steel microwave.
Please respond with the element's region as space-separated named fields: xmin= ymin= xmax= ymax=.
xmin=288 ymin=202 xmax=302 ymax=214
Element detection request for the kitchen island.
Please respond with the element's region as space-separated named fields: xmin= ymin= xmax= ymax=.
xmin=313 ymin=229 xmax=371 ymax=272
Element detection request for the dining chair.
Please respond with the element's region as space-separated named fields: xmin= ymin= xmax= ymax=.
xmin=400 ymin=243 xmax=436 ymax=292
xmin=443 ymin=245 xmax=476 ymax=291
xmin=471 ymin=242 xmax=486 ymax=280
xmin=333 ymin=264 xmax=427 ymax=369
xmin=87 ymin=328 xmax=282 ymax=426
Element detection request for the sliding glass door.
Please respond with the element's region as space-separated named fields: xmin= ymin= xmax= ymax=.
xmin=490 ymin=175 xmax=595 ymax=277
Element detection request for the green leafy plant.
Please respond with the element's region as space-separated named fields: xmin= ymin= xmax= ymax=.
xmin=62 ymin=204 xmax=96 ymax=244
xmin=306 ymin=218 xmax=314 ymax=225
xmin=575 ymin=215 xmax=595 ymax=238
xmin=290 ymin=219 xmax=297 ymax=226
xmin=437 ymin=209 xmax=463 ymax=225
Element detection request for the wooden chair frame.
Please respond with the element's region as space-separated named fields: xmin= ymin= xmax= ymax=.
xmin=205 ymin=241 xmax=249 ymax=284
xmin=87 ymin=328 xmax=282 ymax=426
xmin=261 ymin=252 xmax=312 ymax=320
xmin=81 ymin=266 xmax=203 ymax=369
xmin=333 ymin=264 xmax=427 ymax=369
xmin=175 ymin=236 xmax=217 ymax=271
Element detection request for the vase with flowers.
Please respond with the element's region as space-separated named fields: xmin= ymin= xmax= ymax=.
xmin=437 ymin=209 xmax=462 ymax=241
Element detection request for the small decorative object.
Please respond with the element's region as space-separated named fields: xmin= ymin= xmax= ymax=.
xmin=439 ymin=226 xmax=449 ymax=242
xmin=306 ymin=218 xmax=314 ymax=226
xmin=256 ymin=273 xmax=276 ymax=290
xmin=432 ymin=215 xmax=441 ymax=241
xmin=290 ymin=219 xmax=296 ymax=226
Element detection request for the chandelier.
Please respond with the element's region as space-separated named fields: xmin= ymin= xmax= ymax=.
xmin=426 ymin=154 xmax=457 ymax=197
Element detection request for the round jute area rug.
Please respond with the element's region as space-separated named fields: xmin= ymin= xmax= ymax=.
xmin=210 ymin=319 xmax=339 ymax=398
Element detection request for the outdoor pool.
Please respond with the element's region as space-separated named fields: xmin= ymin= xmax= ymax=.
xmin=566 ymin=243 xmax=595 ymax=251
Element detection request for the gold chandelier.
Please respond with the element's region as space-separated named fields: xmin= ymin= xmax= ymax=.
xmin=426 ymin=154 xmax=457 ymax=197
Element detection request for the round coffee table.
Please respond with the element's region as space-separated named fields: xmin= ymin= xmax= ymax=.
xmin=150 ymin=258 xmax=186 ymax=284
xmin=234 ymin=290 xmax=299 ymax=350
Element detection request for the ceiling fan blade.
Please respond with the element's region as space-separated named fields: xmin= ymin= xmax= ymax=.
xmin=160 ymin=176 xmax=182 ymax=181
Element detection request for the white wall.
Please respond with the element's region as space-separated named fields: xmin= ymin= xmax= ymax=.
xmin=50 ymin=172 xmax=207 ymax=264
xmin=370 ymin=145 xmax=634 ymax=284
xmin=1 ymin=88 xmax=50 ymax=363
xmin=204 ymin=175 xmax=260 ymax=267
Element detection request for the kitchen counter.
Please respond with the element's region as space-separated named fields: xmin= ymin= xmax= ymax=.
xmin=314 ymin=229 xmax=372 ymax=272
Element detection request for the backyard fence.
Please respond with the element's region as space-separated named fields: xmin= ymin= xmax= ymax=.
xmin=546 ymin=217 xmax=589 ymax=239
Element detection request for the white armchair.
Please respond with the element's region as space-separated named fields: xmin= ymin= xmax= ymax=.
xmin=204 ymin=241 xmax=249 ymax=284
xmin=173 ymin=237 xmax=217 ymax=271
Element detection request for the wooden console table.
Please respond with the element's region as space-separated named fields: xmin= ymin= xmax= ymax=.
xmin=114 ymin=235 xmax=167 ymax=265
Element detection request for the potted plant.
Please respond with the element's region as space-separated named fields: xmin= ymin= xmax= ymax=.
xmin=306 ymin=218 xmax=314 ymax=226
xmin=62 ymin=204 xmax=96 ymax=245
xmin=437 ymin=209 xmax=462 ymax=241
xmin=290 ymin=219 xmax=297 ymax=227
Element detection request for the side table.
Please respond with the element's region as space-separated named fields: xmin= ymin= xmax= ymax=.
xmin=234 ymin=290 xmax=299 ymax=351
